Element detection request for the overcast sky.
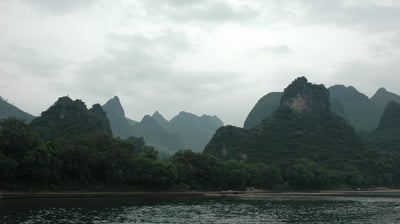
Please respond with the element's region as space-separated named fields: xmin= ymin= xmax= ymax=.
xmin=1 ymin=0 xmax=400 ymax=126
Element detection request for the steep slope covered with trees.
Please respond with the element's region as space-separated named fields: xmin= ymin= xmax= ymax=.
xmin=205 ymin=77 xmax=365 ymax=167
xmin=30 ymin=96 xmax=112 ymax=140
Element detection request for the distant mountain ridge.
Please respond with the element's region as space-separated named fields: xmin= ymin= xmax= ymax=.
xmin=369 ymin=101 xmax=400 ymax=152
xmin=371 ymin=88 xmax=400 ymax=111
xmin=132 ymin=114 xmax=183 ymax=153
xmin=102 ymin=96 xmax=136 ymax=138
xmin=0 ymin=97 xmax=34 ymax=123
xmin=167 ymin=111 xmax=224 ymax=152
xmin=329 ymin=85 xmax=381 ymax=130
xmin=243 ymin=85 xmax=400 ymax=131
xmin=102 ymin=96 xmax=223 ymax=153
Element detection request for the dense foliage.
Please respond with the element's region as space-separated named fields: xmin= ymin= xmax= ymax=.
xmin=1 ymin=117 xmax=399 ymax=191
xmin=0 ymin=118 xmax=285 ymax=191
xmin=30 ymin=96 xmax=112 ymax=140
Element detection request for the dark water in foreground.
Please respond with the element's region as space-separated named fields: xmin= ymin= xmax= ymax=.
xmin=1 ymin=196 xmax=400 ymax=223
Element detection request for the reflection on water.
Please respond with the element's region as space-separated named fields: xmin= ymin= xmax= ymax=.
xmin=1 ymin=196 xmax=400 ymax=223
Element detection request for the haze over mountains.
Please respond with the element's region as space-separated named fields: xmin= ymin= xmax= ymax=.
xmin=0 ymin=97 xmax=34 ymax=123
xmin=2 ymin=76 xmax=400 ymax=190
xmin=244 ymin=84 xmax=400 ymax=131
xmin=369 ymin=101 xmax=400 ymax=152
xmin=0 ymin=79 xmax=398 ymax=155
xmin=102 ymin=96 xmax=223 ymax=153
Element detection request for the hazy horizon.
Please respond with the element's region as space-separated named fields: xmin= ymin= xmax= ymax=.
xmin=1 ymin=0 xmax=399 ymax=126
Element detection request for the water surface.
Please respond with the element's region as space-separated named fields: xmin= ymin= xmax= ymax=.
xmin=1 ymin=196 xmax=400 ymax=223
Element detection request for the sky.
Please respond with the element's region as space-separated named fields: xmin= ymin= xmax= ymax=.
xmin=1 ymin=0 xmax=400 ymax=126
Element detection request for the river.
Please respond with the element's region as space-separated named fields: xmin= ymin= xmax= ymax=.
xmin=1 ymin=195 xmax=400 ymax=223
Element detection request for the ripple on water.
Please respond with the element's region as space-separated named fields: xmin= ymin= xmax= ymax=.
xmin=1 ymin=196 xmax=400 ymax=224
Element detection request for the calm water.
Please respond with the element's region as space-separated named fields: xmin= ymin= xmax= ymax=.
xmin=1 ymin=196 xmax=400 ymax=223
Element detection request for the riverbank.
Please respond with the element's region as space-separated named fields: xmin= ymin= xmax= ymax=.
xmin=2 ymin=189 xmax=400 ymax=200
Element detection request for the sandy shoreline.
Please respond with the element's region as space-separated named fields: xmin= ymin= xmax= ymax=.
xmin=2 ymin=190 xmax=400 ymax=200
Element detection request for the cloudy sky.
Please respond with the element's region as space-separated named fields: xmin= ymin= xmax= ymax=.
xmin=1 ymin=0 xmax=400 ymax=126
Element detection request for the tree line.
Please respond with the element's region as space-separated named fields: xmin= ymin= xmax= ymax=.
xmin=1 ymin=117 xmax=399 ymax=191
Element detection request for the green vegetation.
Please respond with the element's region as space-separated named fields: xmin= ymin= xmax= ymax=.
xmin=0 ymin=118 xmax=284 ymax=191
xmin=205 ymin=77 xmax=400 ymax=189
xmin=1 ymin=78 xmax=400 ymax=191
xmin=30 ymin=96 xmax=112 ymax=140
xmin=1 ymin=116 xmax=397 ymax=191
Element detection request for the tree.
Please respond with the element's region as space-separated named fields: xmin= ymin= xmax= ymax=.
xmin=172 ymin=150 xmax=224 ymax=190
xmin=18 ymin=142 xmax=60 ymax=185
xmin=0 ymin=152 xmax=17 ymax=183
xmin=0 ymin=118 xmax=39 ymax=161
xmin=285 ymin=159 xmax=331 ymax=190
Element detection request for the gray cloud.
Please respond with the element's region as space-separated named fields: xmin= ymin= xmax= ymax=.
xmin=0 ymin=45 xmax=68 ymax=78
xmin=76 ymin=30 xmax=241 ymax=100
xmin=257 ymin=45 xmax=292 ymax=55
xmin=140 ymin=0 xmax=258 ymax=23
xmin=21 ymin=0 xmax=98 ymax=14
xmin=268 ymin=0 xmax=400 ymax=31
xmin=304 ymin=0 xmax=400 ymax=31
xmin=1 ymin=0 xmax=400 ymax=126
xmin=330 ymin=59 xmax=400 ymax=96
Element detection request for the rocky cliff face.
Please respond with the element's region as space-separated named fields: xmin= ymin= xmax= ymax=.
xmin=280 ymin=77 xmax=330 ymax=113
